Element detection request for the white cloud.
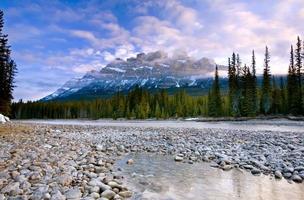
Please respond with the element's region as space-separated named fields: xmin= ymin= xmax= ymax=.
xmin=8 ymin=0 xmax=304 ymax=100
xmin=73 ymin=61 xmax=105 ymax=73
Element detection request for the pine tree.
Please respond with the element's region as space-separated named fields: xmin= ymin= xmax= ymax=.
xmin=240 ymin=65 xmax=249 ymax=116
xmin=260 ymin=46 xmax=272 ymax=114
xmin=287 ymin=45 xmax=298 ymax=114
xmin=0 ymin=10 xmax=17 ymax=116
xmin=240 ymin=65 xmax=256 ymax=116
xmin=228 ymin=53 xmax=240 ymax=116
xmin=295 ymin=36 xmax=303 ymax=114
xmin=208 ymin=65 xmax=222 ymax=117
xmin=251 ymin=50 xmax=258 ymax=115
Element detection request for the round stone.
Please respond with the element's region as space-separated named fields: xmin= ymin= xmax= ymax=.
xmin=118 ymin=191 xmax=132 ymax=198
xmin=291 ymin=174 xmax=302 ymax=183
xmin=65 ymin=188 xmax=82 ymax=199
xmin=174 ymin=156 xmax=183 ymax=162
xmin=274 ymin=170 xmax=282 ymax=179
xmin=126 ymin=159 xmax=134 ymax=165
xmin=101 ymin=189 xmax=116 ymax=199
xmin=251 ymin=168 xmax=261 ymax=175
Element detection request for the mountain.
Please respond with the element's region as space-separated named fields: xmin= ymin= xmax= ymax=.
xmin=42 ymin=51 xmax=227 ymax=101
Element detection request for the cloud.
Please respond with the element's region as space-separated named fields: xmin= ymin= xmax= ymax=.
xmin=73 ymin=61 xmax=105 ymax=73
xmin=163 ymin=0 xmax=203 ymax=32
xmin=3 ymin=0 xmax=304 ymax=100
xmin=70 ymin=30 xmax=100 ymax=45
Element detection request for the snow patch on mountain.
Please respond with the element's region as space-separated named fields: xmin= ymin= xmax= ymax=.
xmin=107 ymin=67 xmax=126 ymax=73
xmin=42 ymin=51 xmax=225 ymax=101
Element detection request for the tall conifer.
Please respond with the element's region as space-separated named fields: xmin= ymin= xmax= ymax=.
xmin=260 ymin=46 xmax=272 ymax=114
xmin=0 ymin=10 xmax=17 ymax=115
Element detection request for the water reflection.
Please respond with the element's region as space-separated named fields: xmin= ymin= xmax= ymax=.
xmin=115 ymin=154 xmax=304 ymax=200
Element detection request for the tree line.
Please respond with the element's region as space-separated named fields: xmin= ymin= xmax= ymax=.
xmin=12 ymin=87 xmax=216 ymax=119
xmin=0 ymin=10 xmax=17 ymax=116
xmin=207 ymin=37 xmax=303 ymax=117
xmin=10 ymin=36 xmax=304 ymax=119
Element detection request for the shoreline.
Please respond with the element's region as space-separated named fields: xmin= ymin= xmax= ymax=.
xmin=0 ymin=122 xmax=304 ymax=199
xmin=12 ymin=115 xmax=304 ymax=123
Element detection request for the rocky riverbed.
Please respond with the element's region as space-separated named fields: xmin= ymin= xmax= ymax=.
xmin=0 ymin=120 xmax=304 ymax=199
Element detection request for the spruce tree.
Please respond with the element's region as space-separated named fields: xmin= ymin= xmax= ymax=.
xmin=208 ymin=65 xmax=222 ymax=117
xmin=295 ymin=36 xmax=303 ymax=114
xmin=240 ymin=65 xmax=249 ymax=116
xmin=0 ymin=10 xmax=17 ymax=116
xmin=228 ymin=53 xmax=240 ymax=116
xmin=287 ymin=45 xmax=298 ymax=114
xmin=260 ymin=46 xmax=272 ymax=114
xmin=251 ymin=50 xmax=258 ymax=115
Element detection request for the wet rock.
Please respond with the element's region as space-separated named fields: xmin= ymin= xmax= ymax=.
xmin=284 ymin=167 xmax=294 ymax=173
xmin=291 ymin=175 xmax=302 ymax=183
xmin=210 ymin=163 xmax=219 ymax=168
xmin=190 ymin=156 xmax=197 ymax=161
xmin=89 ymin=186 xmax=100 ymax=193
xmin=107 ymin=181 xmax=122 ymax=189
xmin=294 ymin=166 xmax=304 ymax=172
xmin=174 ymin=156 xmax=183 ymax=162
xmin=283 ymin=172 xmax=292 ymax=179
xmin=274 ymin=170 xmax=282 ymax=179
xmin=101 ymin=189 xmax=116 ymax=199
xmin=118 ymin=191 xmax=132 ymax=198
xmin=251 ymin=168 xmax=261 ymax=175
xmin=221 ymin=165 xmax=233 ymax=171
xmin=126 ymin=159 xmax=134 ymax=165
xmin=243 ymin=165 xmax=254 ymax=170
xmin=90 ymin=192 xmax=100 ymax=198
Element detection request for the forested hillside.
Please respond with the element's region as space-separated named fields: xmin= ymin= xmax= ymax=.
xmin=12 ymin=37 xmax=304 ymax=119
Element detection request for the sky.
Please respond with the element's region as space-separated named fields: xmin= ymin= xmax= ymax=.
xmin=1 ymin=0 xmax=304 ymax=101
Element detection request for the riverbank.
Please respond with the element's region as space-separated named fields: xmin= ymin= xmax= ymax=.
xmin=0 ymin=120 xmax=304 ymax=199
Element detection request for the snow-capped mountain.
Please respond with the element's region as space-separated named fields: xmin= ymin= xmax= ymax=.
xmin=42 ymin=51 xmax=226 ymax=101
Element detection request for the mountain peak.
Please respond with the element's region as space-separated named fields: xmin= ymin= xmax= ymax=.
xmin=42 ymin=51 xmax=225 ymax=101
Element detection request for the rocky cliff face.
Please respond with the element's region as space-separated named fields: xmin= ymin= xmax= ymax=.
xmin=42 ymin=51 xmax=225 ymax=101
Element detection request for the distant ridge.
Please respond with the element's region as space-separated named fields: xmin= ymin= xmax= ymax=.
xmin=42 ymin=51 xmax=227 ymax=101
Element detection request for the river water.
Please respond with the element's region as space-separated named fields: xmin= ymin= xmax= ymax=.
xmin=115 ymin=154 xmax=304 ymax=200
xmin=19 ymin=119 xmax=304 ymax=199
xmin=17 ymin=119 xmax=304 ymax=133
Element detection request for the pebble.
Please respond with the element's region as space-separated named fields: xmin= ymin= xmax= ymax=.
xmin=1 ymin=182 xmax=20 ymax=195
xmin=274 ymin=170 xmax=282 ymax=179
xmin=107 ymin=181 xmax=122 ymax=189
xmin=126 ymin=159 xmax=134 ymax=165
xmin=291 ymin=175 xmax=303 ymax=183
xmin=101 ymin=189 xmax=116 ymax=199
xmin=51 ymin=190 xmax=65 ymax=200
xmin=221 ymin=165 xmax=233 ymax=171
xmin=251 ymin=168 xmax=261 ymax=175
xmin=1 ymin=121 xmax=304 ymax=200
xmin=65 ymin=188 xmax=82 ymax=200
xmin=283 ymin=172 xmax=293 ymax=179
xmin=90 ymin=192 xmax=100 ymax=198
xmin=58 ymin=174 xmax=73 ymax=186
xmin=174 ymin=155 xmax=183 ymax=162
xmin=118 ymin=191 xmax=132 ymax=198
